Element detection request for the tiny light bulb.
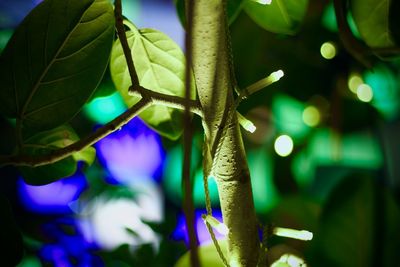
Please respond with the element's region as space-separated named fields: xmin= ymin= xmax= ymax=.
xmin=273 ymin=227 xmax=313 ymax=241
xmin=202 ymin=215 xmax=229 ymax=236
xmin=237 ymin=112 xmax=257 ymax=133
xmin=254 ymin=0 xmax=273 ymax=4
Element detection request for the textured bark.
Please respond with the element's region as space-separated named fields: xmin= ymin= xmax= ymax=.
xmin=191 ymin=0 xmax=259 ymax=266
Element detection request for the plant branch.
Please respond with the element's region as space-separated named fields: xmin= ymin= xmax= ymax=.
xmin=0 ymin=98 xmax=151 ymax=167
xmin=128 ymin=86 xmax=203 ymax=117
xmin=114 ymin=0 xmax=141 ymax=93
xmin=182 ymin=0 xmax=200 ymax=266
xmin=333 ymin=0 xmax=373 ymax=68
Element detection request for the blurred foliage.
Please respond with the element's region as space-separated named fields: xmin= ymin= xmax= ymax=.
xmin=0 ymin=0 xmax=400 ymax=266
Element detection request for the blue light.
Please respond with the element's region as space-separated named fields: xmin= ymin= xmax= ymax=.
xmin=18 ymin=173 xmax=87 ymax=214
xmin=172 ymin=210 xmax=225 ymax=245
xmin=95 ymin=117 xmax=164 ymax=184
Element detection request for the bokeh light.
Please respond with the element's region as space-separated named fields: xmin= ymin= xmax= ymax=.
xmin=356 ymin=84 xmax=373 ymax=102
xmin=18 ymin=173 xmax=87 ymax=214
xmin=348 ymin=73 xmax=363 ymax=94
xmin=302 ymin=106 xmax=320 ymax=127
xmin=79 ymin=181 xmax=163 ymax=251
xmin=320 ymin=42 xmax=336 ymax=60
xmin=84 ymin=92 xmax=127 ymax=125
xmin=172 ymin=210 xmax=225 ymax=245
xmin=96 ymin=117 xmax=164 ymax=185
xmin=274 ymin=135 xmax=294 ymax=157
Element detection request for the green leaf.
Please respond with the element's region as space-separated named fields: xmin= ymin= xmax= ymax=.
xmin=0 ymin=0 xmax=115 ymax=134
xmin=174 ymin=0 xmax=244 ymax=27
xmin=244 ymin=0 xmax=309 ymax=35
xmin=19 ymin=125 xmax=96 ymax=185
xmin=313 ymin=174 xmax=400 ymax=267
xmin=110 ymin=23 xmax=196 ymax=140
xmin=350 ymin=0 xmax=396 ymax=48
xmin=174 ymin=240 xmax=227 ymax=267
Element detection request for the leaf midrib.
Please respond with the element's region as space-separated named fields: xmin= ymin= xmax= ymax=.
xmin=19 ymin=0 xmax=97 ymax=122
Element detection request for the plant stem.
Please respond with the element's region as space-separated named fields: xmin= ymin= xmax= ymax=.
xmin=0 ymin=98 xmax=150 ymax=167
xmin=191 ymin=0 xmax=259 ymax=266
xmin=182 ymin=0 xmax=200 ymax=266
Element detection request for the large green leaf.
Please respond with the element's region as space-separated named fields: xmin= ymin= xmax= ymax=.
xmin=0 ymin=0 xmax=115 ymax=134
xmin=110 ymin=23 xmax=196 ymax=140
xmin=350 ymin=0 xmax=396 ymax=47
xmin=244 ymin=0 xmax=309 ymax=35
xmin=19 ymin=125 xmax=96 ymax=185
xmin=313 ymin=174 xmax=400 ymax=267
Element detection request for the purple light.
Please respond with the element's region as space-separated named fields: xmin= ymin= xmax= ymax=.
xmin=96 ymin=117 xmax=164 ymax=184
xmin=18 ymin=173 xmax=87 ymax=214
xmin=172 ymin=209 xmax=226 ymax=245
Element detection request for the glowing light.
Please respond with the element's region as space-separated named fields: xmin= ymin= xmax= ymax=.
xmin=84 ymin=92 xmax=126 ymax=124
xmin=272 ymin=95 xmax=311 ymax=141
xmin=237 ymin=112 xmax=256 ymax=133
xmin=202 ymin=215 xmax=229 ymax=236
xmin=320 ymin=42 xmax=336 ymax=59
xmin=252 ymin=0 xmax=272 ymax=4
xmin=18 ymin=174 xmax=87 ymax=214
xmin=244 ymin=69 xmax=284 ymax=96
xmin=357 ymin=84 xmax=373 ymax=102
xmin=164 ymin=143 xmax=220 ymax=207
xmin=247 ymin=150 xmax=279 ymax=212
xmin=302 ymin=106 xmax=320 ymax=127
xmin=96 ymin=117 xmax=164 ymax=185
xmin=274 ymin=135 xmax=294 ymax=157
xmin=172 ymin=210 xmax=225 ymax=245
xmin=364 ymin=65 xmax=400 ymax=119
xmin=273 ymin=227 xmax=313 ymax=241
xmin=348 ymin=73 xmax=363 ymax=93
xmin=271 ymin=253 xmax=307 ymax=267
xmin=84 ymin=196 xmax=161 ymax=251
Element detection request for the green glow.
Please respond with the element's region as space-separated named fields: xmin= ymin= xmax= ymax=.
xmin=274 ymin=135 xmax=294 ymax=157
xmin=320 ymin=42 xmax=336 ymax=59
xmin=17 ymin=257 xmax=42 ymax=267
xmin=292 ymin=129 xmax=383 ymax=188
xmin=321 ymin=3 xmax=337 ymax=32
xmin=273 ymin=227 xmax=313 ymax=241
xmin=363 ymin=65 xmax=400 ymax=120
xmin=302 ymin=106 xmax=320 ymax=127
xmin=0 ymin=30 xmax=13 ymax=52
xmin=348 ymin=73 xmax=363 ymax=94
xmin=321 ymin=3 xmax=360 ymax=37
xmin=356 ymin=84 xmax=373 ymax=102
xmin=84 ymin=92 xmax=127 ymax=124
xmin=247 ymin=149 xmax=279 ymax=213
xmin=163 ymin=143 xmax=220 ymax=207
xmin=272 ymin=95 xmax=310 ymax=140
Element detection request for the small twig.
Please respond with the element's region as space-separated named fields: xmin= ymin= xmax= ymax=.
xmin=128 ymin=86 xmax=203 ymax=117
xmin=114 ymin=0 xmax=141 ymax=93
xmin=0 ymin=98 xmax=150 ymax=167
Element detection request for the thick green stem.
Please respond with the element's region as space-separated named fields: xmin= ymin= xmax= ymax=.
xmin=191 ymin=0 xmax=259 ymax=266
